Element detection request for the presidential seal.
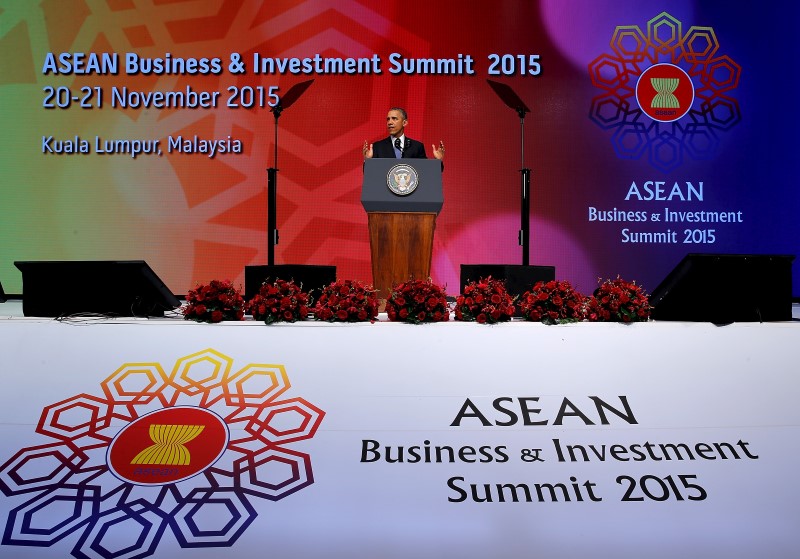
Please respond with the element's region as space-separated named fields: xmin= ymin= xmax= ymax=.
xmin=387 ymin=163 xmax=419 ymax=196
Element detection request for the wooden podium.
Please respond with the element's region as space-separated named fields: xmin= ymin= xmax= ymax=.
xmin=361 ymin=159 xmax=443 ymax=298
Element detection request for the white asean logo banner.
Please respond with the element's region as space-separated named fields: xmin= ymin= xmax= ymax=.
xmin=0 ymin=320 xmax=797 ymax=559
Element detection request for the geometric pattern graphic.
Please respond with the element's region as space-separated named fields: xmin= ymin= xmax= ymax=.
xmin=1 ymin=1 xmax=432 ymax=293
xmin=0 ymin=349 xmax=325 ymax=557
xmin=588 ymin=11 xmax=742 ymax=172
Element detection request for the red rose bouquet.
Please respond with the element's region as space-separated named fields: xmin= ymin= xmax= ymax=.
xmin=454 ymin=276 xmax=516 ymax=324
xmin=585 ymin=277 xmax=651 ymax=323
xmin=385 ymin=278 xmax=450 ymax=324
xmin=246 ymin=279 xmax=310 ymax=324
xmin=182 ymin=279 xmax=245 ymax=323
xmin=518 ymin=279 xmax=585 ymax=325
xmin=314 ymin=279 xmax=379 ymax=323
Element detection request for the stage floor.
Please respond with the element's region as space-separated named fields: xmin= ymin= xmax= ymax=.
xmin=1 ymin=298 xmax=799 ymax=321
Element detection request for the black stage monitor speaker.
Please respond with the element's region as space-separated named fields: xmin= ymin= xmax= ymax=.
xmin=245 ymin=264 xmax=336 ymax=302
xmin=650 ymin=253 xmax=795 ymax=323
xmin=14 ymin=260 xmax=180 ymax=318
xmin=460 ymin=264 xmax=556 ymax=297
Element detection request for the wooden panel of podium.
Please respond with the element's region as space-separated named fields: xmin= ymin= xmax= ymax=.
xmin=361 ymin=159 xmax=443 ymax=301
xmin=367 ymin=212 xmax=436 ymax=299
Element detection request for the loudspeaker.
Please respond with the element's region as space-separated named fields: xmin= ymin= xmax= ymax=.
xmin=460 ymin=264 xmax=556 ymax=297
xmin=14 ymin=260 xmax=180 ymax=318
xmin=245 ymin=264 xmax=336 ymax=302
xmin=650 ymin=253 xmax=795 ymax=323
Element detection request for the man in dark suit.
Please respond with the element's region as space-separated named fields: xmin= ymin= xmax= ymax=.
xmin=362 ymin=107 xmax=445 ymax=161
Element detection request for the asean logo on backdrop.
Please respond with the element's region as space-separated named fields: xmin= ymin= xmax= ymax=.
xmin=0 ymin=349 xmax=325 ymax=557
xmin=589 ymin=12 xmax=742 ymax=172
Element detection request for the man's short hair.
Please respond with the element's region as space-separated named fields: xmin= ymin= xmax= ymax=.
xmin=389 ymin=107 xmax=408 ymax=120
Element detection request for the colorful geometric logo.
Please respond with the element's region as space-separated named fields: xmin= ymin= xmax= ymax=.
xmin=107 ymin=406 xmax=229 ymax=486
xmin=0 ymin=349 xmax=325 ymax=557
xmin=589 ymin=11 xmax=742 ymax=172
xmin=636 ymin=63 xmax=695 ymax=122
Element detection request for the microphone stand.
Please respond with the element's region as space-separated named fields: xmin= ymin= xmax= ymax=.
xmin=487 ymin=80 xmax=532 ymax=265
xmin=267 ymin=79 xmax=314 ymax=265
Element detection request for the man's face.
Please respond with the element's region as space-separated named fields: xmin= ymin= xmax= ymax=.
xmin=386 ymin=110 xmax=407 ymax=138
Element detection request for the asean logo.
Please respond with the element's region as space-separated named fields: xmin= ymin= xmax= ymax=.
xmin=0 ymin=349 xmax=325 ymax=558
xmin=636 ymin=63 xmax=694 ymax=122
xmin=589 ymin=12 xmax=742 ymax=172
xmin=107 ymin=406 xmax=229 ymax=486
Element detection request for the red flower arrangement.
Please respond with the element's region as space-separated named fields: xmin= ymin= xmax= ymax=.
xmin=518 ymin=279 xmax=585 ymax=325
xmin=385 ymin=278 xmax=450 ymax=324
xmin=454 ymin=276 xmax=516 ymax=324
xmin=246 ymin=278 xmax=310 ymax=324
xmin=182 ymin=279 xmax=245 ymax=323
xmin=314 ymin=279 xmax=379 ymax=323
xmin=585 ymin=277 xmax=651 ymax=323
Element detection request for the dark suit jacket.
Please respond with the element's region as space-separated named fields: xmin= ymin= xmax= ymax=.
xmin=371 ymin=136 xmax=428 ymax=159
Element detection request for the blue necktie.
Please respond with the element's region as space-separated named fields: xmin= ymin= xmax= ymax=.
xmin=394 ymin=138 xmax=403 ymax=158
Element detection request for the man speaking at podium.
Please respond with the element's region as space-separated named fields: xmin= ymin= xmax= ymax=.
xmin=362 ymin=107 xmax=445 ymax=161
xmin=360 ymin=107 xmax=445 ymax=303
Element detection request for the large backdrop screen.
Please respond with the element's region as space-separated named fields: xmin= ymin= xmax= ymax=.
xmin=2 ymin=0 xmax=798 ymax=298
